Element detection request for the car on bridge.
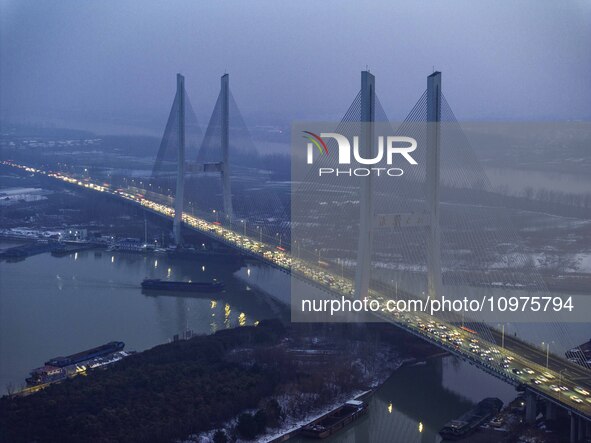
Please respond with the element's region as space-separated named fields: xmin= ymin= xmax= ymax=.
xmin=574 ymin=387 xmax=590 ymax=396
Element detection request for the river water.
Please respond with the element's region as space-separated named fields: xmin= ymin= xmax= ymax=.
xmin=0 ymin=244 xmax=278 ymax=390
xmin=1 ymin=244 xmax=589 ymax=442
xmin=290 ymin=356 xmax=516 ymax=443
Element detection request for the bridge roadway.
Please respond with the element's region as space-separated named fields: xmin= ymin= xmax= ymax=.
xmin=6 ymin=161 xmax=591 ymax=422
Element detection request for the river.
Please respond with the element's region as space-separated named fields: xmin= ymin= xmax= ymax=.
xmin=1 ymin=243 xmax=589 ymax=442
xmin=290 ymin=356 xmax=517 ymax=443
xmin=0 ymin=243 xmax=279 ymax=390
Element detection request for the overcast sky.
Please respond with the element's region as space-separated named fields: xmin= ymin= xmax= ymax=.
xmin=1 ymin=0 xmax=590 ymax=135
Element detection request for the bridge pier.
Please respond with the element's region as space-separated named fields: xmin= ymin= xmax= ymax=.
xmin=568 ymin=415 xmax=591 ymax=443
xmin=173 ymin=73 xmax=186 ymax=245
xmin=524 ymin=390 xmax=537 ymax=424
xmin=571 ymin=413 xmax=577 ymax=443
xmin=545 ymin=400 xmax=557 ymax=421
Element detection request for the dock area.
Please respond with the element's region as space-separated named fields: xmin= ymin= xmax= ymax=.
xmin=0 ymin=239 xmax=97 ymax=260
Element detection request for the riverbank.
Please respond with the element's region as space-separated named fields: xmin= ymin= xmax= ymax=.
xmin=0 ymin=320 xmax=437 ymax=443
xmin=0 ymin=244 xmax=278 ymax=391
xmin=185 ymin=324 xmax=443 ymax=443
xmin=260 ymin=357 xmax=439 ymax=443
xmin=0 ymin=320 xmax=286 ymax=442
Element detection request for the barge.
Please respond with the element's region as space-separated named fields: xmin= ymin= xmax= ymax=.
xmin=439 ymin=397 xmax=503 ymax=441
xmin=45 ymin=341 xmax=124 ymax=367
xmin=300 ymin=399 xmax=368 ymax=439
xmin=26 ymin=342 xmax=131 ymax=388
xmin=141 ymin=278 xmax=224 ymax=292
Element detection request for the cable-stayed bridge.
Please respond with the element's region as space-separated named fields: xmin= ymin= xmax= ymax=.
xmin=5 ymin=70 xmax=591 ymax=441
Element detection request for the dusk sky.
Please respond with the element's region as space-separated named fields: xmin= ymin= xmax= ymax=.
xmin=2 ymin=0 xmax=590 ymax=135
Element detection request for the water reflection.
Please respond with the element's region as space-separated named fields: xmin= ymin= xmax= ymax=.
xmin=0 ymin=247 xmax=278 ymax=389
xmin=291 ymin=357 xmax=515 ymax=443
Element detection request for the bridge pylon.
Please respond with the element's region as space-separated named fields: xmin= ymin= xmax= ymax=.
xmin=355 ymin=71 xmax=444 ymax=300
xmin=173 ymin=73 xmax=186 ymax=245
xmin=426 ymin=72 xmax=443 ymax=299
xmin=151 ymin=72 xmax=201 ymax=246
xmin=220 ymin=74 xmax=233 ymax=221
xmin=195 ymin=74 xmax=234 ymax=222
xmin=354 ymin=70 xmax=375 ymax=300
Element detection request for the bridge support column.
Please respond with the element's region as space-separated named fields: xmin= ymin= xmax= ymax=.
xmin=578 ymin=417 xmax=585 ymax=441
xmin=221 ymin=73 xmax=233 ymax=221
xmin=354 ymin=70 xmax=375 ymax=299
xmin=570 ymin=414 xmax=577 ymax=443
xmin=545 ymin=400 xmax=557 ymax=421
xmin=426 ymin=72 xmax=443 ymax=299
xmin=173 ymin=73 xmax=186 ymax=245
xmin=524 ymin=391 xmax=537 ymax=424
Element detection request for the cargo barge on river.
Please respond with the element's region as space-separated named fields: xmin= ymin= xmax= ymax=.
xmin=300 ymin=399 xmax=368 ymax=439
xmin=438 ymin=397 xmax=503 ymax=441
xmin=25 ymin=341 xmax=132 ymax=388
xmin=141 ymin=278 xmax=224 ymax=293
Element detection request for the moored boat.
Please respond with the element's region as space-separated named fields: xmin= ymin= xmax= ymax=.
xmin=25 ymin=342 xmax=130 ymax=388
xmin=141 ymin=278 xmax=224 ymax=292
xmin=439 ymin=397 xmax=503 ymax=441
xmin=301 ymin=400 xmax=368 ymax=439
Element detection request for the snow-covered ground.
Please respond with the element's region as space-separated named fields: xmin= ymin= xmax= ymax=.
xmin=184 ymin=350 xmax=406 ymax=443
xmin=575 ymin=253 xmax=591 ymax=273
xmin=0 ymin=187 xmax=52 ymax=205
xmin=0 ymin=227 xmax=63 ymax=239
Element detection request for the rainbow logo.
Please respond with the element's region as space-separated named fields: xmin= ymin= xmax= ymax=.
xmin=302 ymin=131 xmax=328 ymax=155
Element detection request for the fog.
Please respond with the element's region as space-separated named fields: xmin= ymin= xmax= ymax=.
xmin=1 ymin=0 xmax=590 ymax=135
